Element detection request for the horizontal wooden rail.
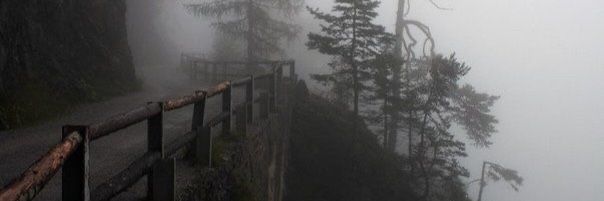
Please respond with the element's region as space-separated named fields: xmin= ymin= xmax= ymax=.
xmin=163 ymin=91 xmax=206 ymax=111
xmin=0 ymin=132 xmax=83 ymax=201
xmin=165 ymin=131 xmax=196 ymax=157
xmin=232 ymin=76 xmax=252 ymax=87
xmin=254 ymin=73 xmax=273 ymax=81
xmin=206 ymin=81 xmax=230 ymax=97
xmin=91 ymin=152 xmax=162 ymax=201
xmin=205 ymin=112 xmax=230 ymax=128
xmin=89 ymin=103 xmax=162 ymax=140
xmin=190 ymin=60 xmax=293 ymax=66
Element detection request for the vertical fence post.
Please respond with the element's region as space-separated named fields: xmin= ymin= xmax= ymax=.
xmin=259 ymin=92 xmax=269 ymax=119
xmin=146 ymin=102 xmax=173 ymax=201
xmin=222 ymin=83 xmax=233 ymax=135
xmin=214 ymin=63 xmax=219 ymax=83
xmin=196 ymin=61 xmax=202 ymax=80
xmin=190 ymin=91 xmax=206 ymax=165
xmin=246 ymin=75 xmax=254 ymax=123
xmin=180 ymin=53 xmax=185 ymax=76
xmin=189 ymin=58 xmax=194 ymax=80
xmin=151 ymin=158 xmax=175 ymax=201
xmin=277 ymin=65 xmax=283 ymax=86
xmin=290 ymin=61 xmax=296 ymax=82
xmin=269 ymin=66 xmax=277 ymax=112
xmin=235 ymin=104 xmax=247 ymax=134
xmin=198 ymin=126 xmax=212 ymax=167
xmin=62 ymin=125 xmax=90 ymax=201
xmin=276 ymin=65 xmax=283 ymax=102
xmin=203 ymin=62 xmax=209 ymax=82
xmin=223 ymin=62 xmax=227 ymax=80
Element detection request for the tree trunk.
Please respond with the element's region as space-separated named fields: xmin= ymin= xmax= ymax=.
xmin=388 ymin=0 xmax=407 ymax=152
xmin=246 ymin=0 xmax=256 ymax=64
xmin=351 ymin=1 xmax=359 ymax=117
xmin=383 ymin=97 xmax=389 ymax=147
xmin=477 ymin=161 xmax=487 ymax=201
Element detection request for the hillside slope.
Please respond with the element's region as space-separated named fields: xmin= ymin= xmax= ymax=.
xmin=285 ymin=82 xmax=416 ymax=201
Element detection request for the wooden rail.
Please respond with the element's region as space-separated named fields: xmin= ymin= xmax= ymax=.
xmin=182 ymin=54 xmax=296 ymax=84
xmin=0 ymin=60 xmax=296 ymax=201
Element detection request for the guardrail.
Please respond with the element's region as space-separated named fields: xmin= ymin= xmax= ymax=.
xmin=182 ymin=55 xmax=297 ymax=83
xmin=0 ymin=60 xmax=296 ymax=201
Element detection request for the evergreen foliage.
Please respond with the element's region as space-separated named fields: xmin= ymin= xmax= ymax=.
xmin=306 ymin=0 xmax=392 ymax=116
xmin=185 ymin=0 xmax=302 ymax=61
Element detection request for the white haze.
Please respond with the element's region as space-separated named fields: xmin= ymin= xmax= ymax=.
xmin=369 ymin=1 xmax=604 ymax=201
xmin=126 ymin=0 xmax=604 ymax=201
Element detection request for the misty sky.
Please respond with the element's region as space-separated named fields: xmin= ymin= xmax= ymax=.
xmin=141 ymin=0 xmax=604 ymax=200
xmin=366 ymin=1 xmax=603 ymax=201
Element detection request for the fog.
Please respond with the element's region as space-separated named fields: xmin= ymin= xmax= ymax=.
xmin=126 ymin=0 xmax=604 ymax=200
xmin=370 ymin=1 xmax=604 ymax=201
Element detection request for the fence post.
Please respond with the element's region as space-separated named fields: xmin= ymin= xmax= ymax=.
xmin=197 ymin=126 xmax=212 ymax=167
xmin=189 ymin=58 xmax=194 ymax=80
xmin=269 ymin=67 xmax=277 ymax=112
xmin=62 ymin=125 xmax=90 ymax=201
xmin=222 ymin=83 xmax=233 ymax=135
xmin=203 ymin=62 xmax=209 ymax=81
xmin=235 ymin=104 xmax=247 ymax=134
xmin=259 ymin=92 xmax=269 ymax=119
xmin=151 ymin=158 xmax=175 ymax=201
xmin=190 ymin=91 xmax=206 ymax=164
xmin=146 ymin=102 xmax=173 ymax=201
xmin=290 ymin=61 xmax=296 ymax=82
xmin=246 ymin=75 xmax=254 ymax=123
xmin=276 ymin=65 xmax=283 ymax=98
xmin=212 ymin=63 xmax=218 ymax=83
xmin=223 ymin=62 xmax=227 ymax=80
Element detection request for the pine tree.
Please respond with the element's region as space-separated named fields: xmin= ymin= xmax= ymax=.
xmin=404 ymin=54 xmax=499 ymax=201
xmin=185 ymin=0 xmax=302 ymax=62
xmin=381 ymin=0 xmax=439 ymax=152
xmin=306 ymin=0 xmax=391 ymax=117
xmin=367 ymin=46 xmax=400 ymax=147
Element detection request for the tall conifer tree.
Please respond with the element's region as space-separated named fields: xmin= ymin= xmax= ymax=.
xmin=306 ymin=0 xmax=391 ymax=116
xmin=185 ymin=0 xmax=302 ymax=62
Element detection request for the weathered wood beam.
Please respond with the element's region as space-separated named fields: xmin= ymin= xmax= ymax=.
xmin=163 ymin=91 xmax=206 ymax=111
xmin=0 ymin=132 xmax=83 ymax=201
xmin=206 ymin=81 xmax=230 ymax=98
xmin=90 ymin=152 xmax=161 ymax=201
xmin=89 ymin=103 xmax=162 ymax=140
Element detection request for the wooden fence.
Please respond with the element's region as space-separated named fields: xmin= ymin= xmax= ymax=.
xmin=0 ymin=60 xmax=296 ymax=201
xmin=181 ymin=54 xmax=297 ymax=83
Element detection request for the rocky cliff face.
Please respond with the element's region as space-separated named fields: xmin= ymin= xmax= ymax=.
xmin=0 ymin=0 xmax=137 ymax=129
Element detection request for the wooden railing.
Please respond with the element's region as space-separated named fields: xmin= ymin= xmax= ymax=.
xmin=182 ymin=55 xmax=297 ymax=83
xmin=0 ymin=60 xmax=296 ymax=201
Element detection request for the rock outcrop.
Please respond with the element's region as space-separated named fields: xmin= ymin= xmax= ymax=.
xmin=0 ymin=0 xmax=137 ymax=130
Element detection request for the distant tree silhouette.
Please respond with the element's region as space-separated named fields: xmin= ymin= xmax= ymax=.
xmin=477 ymin=161 xmax=523 ymax=201
xmin=401 ymin=55 xmax=499 ymax=201
xmin=185 ymin=0 xmax=302 ymax=62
